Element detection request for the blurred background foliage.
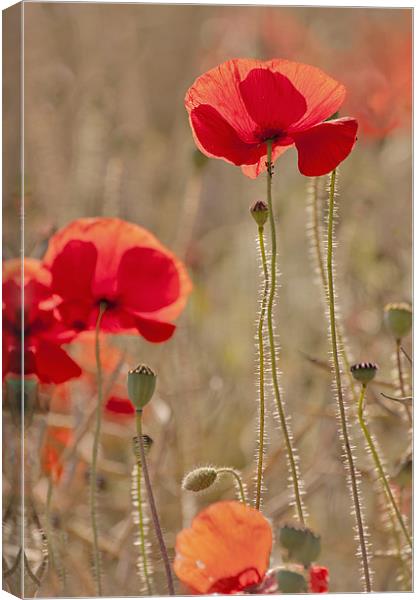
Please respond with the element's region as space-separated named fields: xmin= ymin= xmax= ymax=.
xmin=3 ymin=4 xmax=412 ymax=595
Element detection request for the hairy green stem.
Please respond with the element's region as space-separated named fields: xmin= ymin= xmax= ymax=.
xmin=265 ymin=140 xmax=306 ymax=526
xmin=90 ymin=303 xmax=106 ymax=595
xmin=308 ymin=176 xmax=356 ymax=402
xmin=135 ymin=462 xmax=153 ymax=595
xmin=255 ymin=225 xmax=269 ymax=510
xmin=358 ymin=384 xmax=412 ymax=549
xmin=136 ymin=411 xmax=175 ymax=595
xmin=218 ymin=468 xmax=247 ymax=504
xmin=326 ymin=170 xmax=372 ymax=591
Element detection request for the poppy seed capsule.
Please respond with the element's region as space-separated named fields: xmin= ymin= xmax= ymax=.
xmin=350 ymin=362 xmax=378 ymax=385
xmin=276 ymin=568 xmax=308 ymax=593
xmin=384 ymin=303 xmax=412 ymax=339
xmin=279 ymin=524 xmax=321 ymax=567
xmin=182 ymin=467 xmax=218 ymax=492
xmin=250 ymin=200 xmax=269 ymax=227
xmin=127 ymin=364 xmax=156 ymax=409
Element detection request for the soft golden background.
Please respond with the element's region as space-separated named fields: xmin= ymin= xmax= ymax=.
xmin=3 ymin=3 xmax=412 ymax=596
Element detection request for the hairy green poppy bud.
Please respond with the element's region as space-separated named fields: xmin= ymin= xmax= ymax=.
xmin=250 ymin=200 xmax=269 ymax=227
xmin=350 ymin=362 xmax=378 ymax=385
xmin=127 ymin=364 xmax=156 ymax=410
xmin=279 ymin=524 xmax=321 ymax=567
xmin=384 ymin=303 xmax=412 ymax=339
xmin=276 ymin=568 xmax=307 ymax=593
xmin=182 ymin=467 xmax=218 ymax=492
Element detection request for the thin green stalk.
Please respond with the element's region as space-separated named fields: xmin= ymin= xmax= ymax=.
xmin=307 ymin=177 xmax=356 ymax=402
xmin=255 ymin=224 xmax=269 ymax=510
xmin=396 ymin=339 xmax=412 ymax=424
xmin=358 ymin=384 xmax=412 ymax=549
xmin=136 ymin=411 xmax=175 ymax=595
xmin=135 ymin=462 xmax=153 ymax=595
xmin=45 ymin=476 xmax=55 ymax=570
xmin=90 ymin=302 xmax=106 ymax=596
xmin=218 ymin=468 xmax=247 ymax=504
xmin=265 ymin=140 xmax=306 ymax=526
xmin=326 ymin=170 xmax=372 ymax=591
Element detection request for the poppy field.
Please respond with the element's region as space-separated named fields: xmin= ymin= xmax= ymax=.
xmin=2 ymin=3 xmax=412 ymax=597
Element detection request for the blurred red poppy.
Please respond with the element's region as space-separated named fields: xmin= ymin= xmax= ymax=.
xmin=174 ymin=500 xmax=272 ymax=594
xmin=41 ymin=425 xmax=73 ymax=483
xmin=43 ymin=218 xmax=192 ymax=343
xmin=310 ymin=565 xmax=329 ymax=593
xmin=185 ymin=58 xmax=358 ymax=178
xmin=2 ymin=259 xmax=81 ymax=384
xmin=105 ymin=394 xmax=135 ymax=417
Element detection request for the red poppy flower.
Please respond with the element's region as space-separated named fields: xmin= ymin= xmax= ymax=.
xmin=105 ymin=394 xmax=135 ymax=417
xmin=185 ymin=58 xmax=358 ymax=178
xmin=41 ymin=425 xmax=73 ymax=483
xmin=174 ymin=500 xmax=272 ymax=594
xmin=309 ymin=565 xmax=329 ymax=593
xmin=43 ymin=218 xmax=192 ymax=343
xmin=2 ymin=259 xmax=81 ymax=384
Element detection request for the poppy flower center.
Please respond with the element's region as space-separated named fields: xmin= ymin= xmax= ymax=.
xmin=253 ymin=126 xmax=286 ymax=143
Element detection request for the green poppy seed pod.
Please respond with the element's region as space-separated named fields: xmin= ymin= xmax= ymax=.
xmin=250 ymin=200 xmax=269 ymax=227
xmin=279 ymin=524 xmax=321 ymax=567
xmin=276 ymin=568 xmax=308 ymax=593
xmin=384 ymin=302 xmax=412 ymax=339
xmin=182 ymin=467 xmax=218 ymax=492
xmin=127 ymin=364 xmax=157 ymax=410
xmin=350 ymin=362 xmax=378 ymax=385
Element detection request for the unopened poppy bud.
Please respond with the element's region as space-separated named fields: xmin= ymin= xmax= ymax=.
xmin=182 ymin=467 xmax=218 ymax=492
xmin=350 ymin=362 xmax=378 ymax=385
xmin=279 ymin=524 xmax=321 ymax=567
xmin=127 ymin=364 xmax=156 ymax=409
xmin=250 ymin=200 xmax=269 ymax=227
xmin=276 ymin=568 xmax=308 ymax=593
xmin=384 ymin=303 xmax=412 ymax=339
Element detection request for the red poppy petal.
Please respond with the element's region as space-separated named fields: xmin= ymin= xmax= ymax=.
xmin=174 ymin=501 xmax=272 ymax=595
xmin=278 ymin=61 xmax=346 ymax=131
xmin=117 ymin=247 xmax=180 ymax=313
xmin=35 ymin=340 xmax=82 ymax=384
xmin=239 ymin=68 xmax=307 ymax=131
xmin=50 ymin=240 xmax=97 ymax=301
xmin=134 ymin=315 xmax=176 ymax=343
xmin=190 ymin=105 xmax=264 ymax=166
xmin=292 ymin=117 xmax=358 ymax=176
xmin=105 ymin=396 xmax=135 ymax=416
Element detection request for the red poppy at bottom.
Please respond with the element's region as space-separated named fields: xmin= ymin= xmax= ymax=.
xmin=310 ymin=565 xmax=329 ymax=593
xmin=174 ymin=501 xmax=272 ymax=594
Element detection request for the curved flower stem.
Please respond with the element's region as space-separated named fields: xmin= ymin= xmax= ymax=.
xmin=396 ymin=339 xmax=412 ymax=424
xmin=217 ymin=468 xmax=247 ymax=504
xmin=307 ymin=176 xmax=356 ymax=402
xmin=358 ymin=384 xmax=412 ymax=550
xmin=90 ymin=302 xmax=106 ymax=596
xmin=326 ymin=169 xmax=372 ymax=591
xmin=265 ymin=140 xmax=306 ymax=526
xmin=255 ymin=224 xmax=269 ymax=510
xmin=45 ymin=476 xmax=56 ymax=569
xmin=136 ymin=410 xmax=175 ymax=595
xmin=135 ymin=462 xmax=153 ymax=595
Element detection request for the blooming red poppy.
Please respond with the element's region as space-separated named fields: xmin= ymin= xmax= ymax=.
xmin=174 ymin=500 xmax=272 ymax=594
xmin=43 ymin=218 xmax=192 ymax=343
xmin=309 ymin=565 xmax=329 ymax=593
xmin=185 ymin=58 xmax=358 ymax=178
xmin=2 ymin=259 xmax=81 ymax=384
